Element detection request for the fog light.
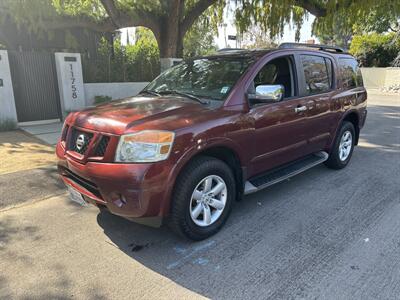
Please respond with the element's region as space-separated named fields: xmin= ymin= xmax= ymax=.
xmin=113 ymin=194 xmax=127 ymax=208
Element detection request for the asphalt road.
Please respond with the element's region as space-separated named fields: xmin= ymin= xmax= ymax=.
xmin=1 ymin=93 xmax=399 ymax=299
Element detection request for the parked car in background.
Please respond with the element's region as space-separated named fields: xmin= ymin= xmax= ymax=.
xmin=57 ymin=43 xmax=367 ymax=240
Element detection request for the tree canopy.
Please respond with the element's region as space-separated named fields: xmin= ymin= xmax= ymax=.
xmin=313 ymin=3 xmax=400 ymax=47
xmin=1 ymin=0 xmax=399 ymax=57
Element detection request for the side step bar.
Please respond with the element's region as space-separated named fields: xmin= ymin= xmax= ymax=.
xmin=244 ymin=151 xmax=329 ymax=195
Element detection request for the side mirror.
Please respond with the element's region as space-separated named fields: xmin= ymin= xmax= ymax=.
xmin=248 ymin=84 xmax=284 ymax=103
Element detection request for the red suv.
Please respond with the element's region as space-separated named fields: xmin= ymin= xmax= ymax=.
xmin=57 ymin=43 xmax=367 ymax=240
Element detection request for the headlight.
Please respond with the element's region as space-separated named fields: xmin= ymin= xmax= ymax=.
xmin=115 ymin=130 xmax=175 ymax=163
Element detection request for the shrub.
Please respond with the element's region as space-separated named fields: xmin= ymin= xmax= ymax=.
xmin=350 ymin=33 xmax=400 ymax=67
xmin=0 ymin=119 xmax=17 ymax=132
xmin=94 ymin=95 xmax=112 ymax=105
xmin=82 ymin=33 xmax=160 ymax=83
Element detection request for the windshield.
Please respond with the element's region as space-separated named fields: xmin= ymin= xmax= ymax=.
xmin=144 ymin=57 xmax=255 ymax=101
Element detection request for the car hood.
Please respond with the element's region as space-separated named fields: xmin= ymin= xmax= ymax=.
xmin=69 ymin=95 xmax=211 ymax=135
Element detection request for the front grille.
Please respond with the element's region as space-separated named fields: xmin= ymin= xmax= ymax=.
xmin=94 ymin=136 xmax=110 ymax=157
xmin=61 ymin=167 xmax=103 ymax=199
xmin=67 ymin=128 xmax=93 ymax=155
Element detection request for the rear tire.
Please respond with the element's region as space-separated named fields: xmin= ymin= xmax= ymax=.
xmin=169 ymin=156 xmax=236 ymax=241
xmin=325 ymin=121 xmax=355 ymax=169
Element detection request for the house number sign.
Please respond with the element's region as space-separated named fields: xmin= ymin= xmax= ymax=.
xmin=69 ymin=63 xmax=77 ymax=100
xmin=55 ymin=53 xmax=85 ymax=112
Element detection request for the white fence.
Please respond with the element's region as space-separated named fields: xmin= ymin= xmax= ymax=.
xmin=84 ymin=82 xmax=149 ymax=106
xmin=361 ymin=67 xmax=400 ymax=89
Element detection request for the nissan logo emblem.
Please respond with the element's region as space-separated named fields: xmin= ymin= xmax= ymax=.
xmin=76 ymin=134 xmax=87 ymax=151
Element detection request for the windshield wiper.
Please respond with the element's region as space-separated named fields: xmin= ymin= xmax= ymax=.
xmin=139 ymin=90 xmax=161 ymax=97
xmin=158 ymin=90 xmax=207 ymax=104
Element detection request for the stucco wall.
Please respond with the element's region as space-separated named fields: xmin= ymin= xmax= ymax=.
xmin=385 ymin=68 xmax=400 ymax=87
xmin=0 ymin=50 xmax=18 ymax=126
xmin=84 ymin=82 xmax=149 ymax=106
xmin=361 ymin=67 xmax=400 ymax=89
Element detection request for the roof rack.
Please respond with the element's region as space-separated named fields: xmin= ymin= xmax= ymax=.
xmin=217 ymin=48 xmax=245 ymax=52
xmin=278 ymin=43 xmax=345 ymax=53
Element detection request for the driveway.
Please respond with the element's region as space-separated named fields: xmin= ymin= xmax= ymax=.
xmin=0 ymin=93 xmax=399 ymax=299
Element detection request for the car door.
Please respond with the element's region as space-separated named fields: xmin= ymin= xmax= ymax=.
xmin=297 ymin=53 xmax=337 ymax=152
xmin=247 ymin=54 xmax=314 ymax=176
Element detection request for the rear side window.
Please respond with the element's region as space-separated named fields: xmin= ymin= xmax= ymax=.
xmin=338 ymin=58 xmax=363 ymax=88
xmin=300 ymin=55 xmax=333 ymax=95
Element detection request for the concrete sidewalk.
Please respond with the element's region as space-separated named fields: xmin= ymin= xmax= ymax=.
xmin=20 ymin=122 xmax=63 ymax=145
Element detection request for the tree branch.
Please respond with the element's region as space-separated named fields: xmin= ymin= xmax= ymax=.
xmin=181 ymin=0 xmax=219 ymax=35
xmin=293 ymin=0 xmax=327 ymax=17
xmin=100 ymin=0 xmax=160 ymax=37
xmin=100 ymin=0 xmax=124 ymax=27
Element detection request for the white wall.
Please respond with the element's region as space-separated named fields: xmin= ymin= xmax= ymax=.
xmin=385 ymin=68 xmax=400 ymax=87
xmin=0 ymin=50 xmax=18 ymax=126
xmin=84 ymin=82 xmax=149 ymax=106
xmin=361 ymin=67 xmax=400 ymax=89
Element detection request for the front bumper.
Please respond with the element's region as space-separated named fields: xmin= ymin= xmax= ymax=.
xmin=56 ymin=142 xmax=172 ymax=222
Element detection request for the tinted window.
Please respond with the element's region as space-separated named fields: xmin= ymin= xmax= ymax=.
xmin=145 ymin=57 xmax=255 ymax=101
xmin=339 ymin=58 xmax=363 ymax=89
xmin=301 ymin=55 xmax=332 ymax=95
xmin=325 ymin=58 xmax=333 ymax=88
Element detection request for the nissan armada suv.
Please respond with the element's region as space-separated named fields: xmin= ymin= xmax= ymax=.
xmin=57 ymin=43 xmax=367 ymax=240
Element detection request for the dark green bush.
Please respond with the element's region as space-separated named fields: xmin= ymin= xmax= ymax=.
xmin=94 ymin=95 xmax=112 ymax=105
xmin=0 ymin=119 xmax=17 ymax=132
xmin=350 ymin=33 xmax=400 ymax=67
xmin=83 ymin=33 xmax=160 ymax=83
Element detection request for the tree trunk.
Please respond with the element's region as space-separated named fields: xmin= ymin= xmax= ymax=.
xmin=158 ymin=32 xmax=184 ymax=58
xmin=157 ymin=0 xmax=184 ymax=59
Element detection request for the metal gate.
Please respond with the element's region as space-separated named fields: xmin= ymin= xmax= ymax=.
xmin=9 ymin=51 xmax=61 ymax=123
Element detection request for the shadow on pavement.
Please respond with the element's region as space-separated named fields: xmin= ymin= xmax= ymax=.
xmin=95 ymin=103 xmax=400 ymax=299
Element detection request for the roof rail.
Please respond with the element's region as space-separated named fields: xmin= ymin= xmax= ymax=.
xmin=278 ymin=43 xmax=345 ymax=53
xmin=217 ymin=48 xmax=244 ymax=52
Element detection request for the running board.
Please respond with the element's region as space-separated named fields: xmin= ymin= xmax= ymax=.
xmin=244 ymin=151 xmax=329 ymax=195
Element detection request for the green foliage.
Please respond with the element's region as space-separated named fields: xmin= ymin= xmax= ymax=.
xmin=349 ymin=33 xmax=400 ymax=67
xmin=234 ymin=0 xmax=305 ymax=40
xmin=313 ymin=17 xmax=353 ymax=48
xmin=183 ymin=17 xmax=218 ymax=58
xmin=0 ymin=119 xmax=17 ymax=132
xmin=2 ymin=0 xmax=400 ymax=58
xmin=94 ymin=95 xmax=112 ymax=104
xmin=83 ymin=20 xmax=219 ymax=83
xmin=313 ymin=1 xmax=400 ymax=48
xmin=352 ymin=10 xmax=400 ymax=34
xmin=241 ymin=25 xmax=278 ymax=49
xmin=82 ymin=28 xmax=160 ymax=82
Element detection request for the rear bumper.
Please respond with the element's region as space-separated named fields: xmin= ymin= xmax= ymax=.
xmin=56 ymin=142 xmax=172 ymax=221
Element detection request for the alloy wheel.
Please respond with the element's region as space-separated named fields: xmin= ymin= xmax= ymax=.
xmin=189 ymin=175 xmax=227 ymax=227
xmin=339 ymin=130 xmax=352 ymax=161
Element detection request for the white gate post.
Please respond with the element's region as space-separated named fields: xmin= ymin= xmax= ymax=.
xmin=55 ymin=53 xmax=85 ymax=117
xmin=0 ymin=50 xmax=18 ymax=129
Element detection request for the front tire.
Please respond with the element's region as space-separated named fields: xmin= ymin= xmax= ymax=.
xmin=325 ymin=121 xmax=356 ymax=169
xmin=169 ymin=156 xmax=236 ymax=240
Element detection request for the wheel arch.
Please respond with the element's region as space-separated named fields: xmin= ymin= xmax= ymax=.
xmin=160 ymin=142 xmax=245 ymax=217
xmin=342 ymin=111 xmax=360 ymax=145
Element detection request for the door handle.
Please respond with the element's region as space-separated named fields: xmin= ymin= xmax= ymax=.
xmin=295 ymin=106 xmax=307 ymax=113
